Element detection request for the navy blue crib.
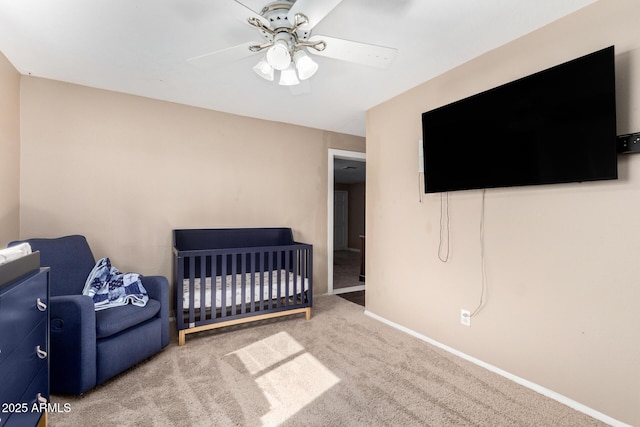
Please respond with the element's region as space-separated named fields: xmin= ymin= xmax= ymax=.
xmin=173 ymin=228 xmax=312 ymax=345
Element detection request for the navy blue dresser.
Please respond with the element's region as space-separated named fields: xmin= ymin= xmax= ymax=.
xmin=0 ymin=268 xmax=50 ymax=427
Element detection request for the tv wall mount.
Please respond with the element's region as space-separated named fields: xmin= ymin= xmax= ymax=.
xmin=617 ymin=132 xmax=640 ymax=154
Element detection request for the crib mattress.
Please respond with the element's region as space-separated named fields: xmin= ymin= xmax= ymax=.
xmin=182 ymin=269 xmax=309 ymax=310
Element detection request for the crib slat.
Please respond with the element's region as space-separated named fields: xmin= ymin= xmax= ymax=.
xmin=175 ymin=254 xmax=184 ymax=331
xmin=259 ymin=251 xmax=265 ymax=311
xmin=268 ymin=252 xmax=274 ymax=309
xmin=276 ymin=251 xmax=282 ymax=308
xmin=305 ymin=248 xmax=309 ymax=303
xmin=239 ymin=255 xmax=244 ymax=315
xmin=231 ymin=254 xmax=237 ymax=316
xmin=307 ymin=246 xmax=313 ymax=306
xmin=221 ymin=254 xmax=227 ymax=318
xmin=199 ymin=255 xmax=206 ymax=321
xmin=284 ymin=249 xmax=290 ymax=307
xmin=250 ymin=252 xmax=256 ymax=313
xmin=243 ymin=255 xmax=247 ymax=312
xmin=211 ymin=255 xmax=217 ymax=319
xmin=293 ymin=249 xmax=298 ymax=305
xmin=188 ymin=255 xmax=195 ymax=326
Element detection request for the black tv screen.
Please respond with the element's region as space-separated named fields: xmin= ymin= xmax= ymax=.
xmin=422 ymin=46 xmax=618 ymax=193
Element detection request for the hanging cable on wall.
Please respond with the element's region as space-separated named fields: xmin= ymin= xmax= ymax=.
xmin=438 ymin=192 xmax=450 ymax=262
xmin=418 ymin=140 xmax=425 ymax=203
xmin=471 ymin=189 xmax=487 ymax=317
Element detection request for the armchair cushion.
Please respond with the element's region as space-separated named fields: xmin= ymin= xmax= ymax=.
xmin=95 ymin=300 xmax=160 ymax=339
xmin=140 ymin=275 xmax=170 ymax=347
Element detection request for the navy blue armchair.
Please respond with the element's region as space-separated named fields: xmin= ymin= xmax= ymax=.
xmin=9 ymin=235 xmax=169 ymax=395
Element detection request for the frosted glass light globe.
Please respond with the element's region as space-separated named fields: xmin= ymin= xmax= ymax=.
xmin=266 ymin=40 xmax=291 ymax=71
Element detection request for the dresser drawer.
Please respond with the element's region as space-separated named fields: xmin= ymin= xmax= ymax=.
xmin=0 ymin=272 xmax=47 ymax=367
xmin=1 ymin=363 xmax=48 ymax=427
xmin=0 ymin=317 xmax=48 ymax=408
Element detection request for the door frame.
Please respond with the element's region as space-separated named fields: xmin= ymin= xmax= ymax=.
xmin=328 ymin=148 xmax=366 ymax=295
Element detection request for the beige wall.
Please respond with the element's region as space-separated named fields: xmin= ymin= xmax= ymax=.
xmin=19 ymin=77 xmax=364 ymax=297
xmin=0 ymin=51 xmax=20 ymax=247
xmin=366 ymin=0 xmax=640 ymax=425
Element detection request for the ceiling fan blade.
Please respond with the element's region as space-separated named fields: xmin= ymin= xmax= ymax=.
xmin=187 ymin=1 xmax=267 ymax=68
xmin=233 ymin=0 xmax=269 ymax=26
xmin=288 ymin=0 xmax=343 ymax=30
xmin=188 ymin=42 xmax=257 ymax=69
xmin=308 ymin=35 xmax=397 ymax=69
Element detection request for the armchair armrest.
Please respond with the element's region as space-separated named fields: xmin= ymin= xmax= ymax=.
xmin=141 ymin=275 xmax=169 ymax=348
xmin=49 ymin=294 xmax=97 ymax=395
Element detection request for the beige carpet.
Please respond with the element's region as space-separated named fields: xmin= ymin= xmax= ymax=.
xmin=49 ymin=296 xmax=605 ymax=427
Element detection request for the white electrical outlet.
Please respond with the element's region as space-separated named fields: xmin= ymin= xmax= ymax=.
xmin=461 ymin=309 xmax=471 ymax=326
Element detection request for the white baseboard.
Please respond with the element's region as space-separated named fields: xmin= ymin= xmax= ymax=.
xmin=364 ymin=309 xmax=630 ymax=427
xmin=332 ymin=284 xmax=365 ymax=294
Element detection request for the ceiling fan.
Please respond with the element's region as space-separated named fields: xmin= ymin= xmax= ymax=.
xmin=188 ymin=0 xmax=397 ymax=90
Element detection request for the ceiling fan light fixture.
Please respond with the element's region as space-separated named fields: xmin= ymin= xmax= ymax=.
xmin=279 ymin=64 xmax=300 ymax=86
xmin=253 ymin=57 xmax=274 ymax=81
xmin=266 ymin=39 xmax=291 ymax=71
xmin=293 ymin=50 xmax=318 ymax=80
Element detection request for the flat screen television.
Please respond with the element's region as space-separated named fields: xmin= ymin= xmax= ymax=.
xmin=422 ymin=46 xmax=618 ymax=193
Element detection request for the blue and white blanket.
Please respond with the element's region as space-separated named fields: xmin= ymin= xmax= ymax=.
xmin=82 ymin=257 xmax=148 ymax=311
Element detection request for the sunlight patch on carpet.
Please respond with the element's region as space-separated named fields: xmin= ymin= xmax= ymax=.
xmin=228 ymin=331 xmax=340 ymax=426
xmin=228 ymin=331 xmax=305 ymax=375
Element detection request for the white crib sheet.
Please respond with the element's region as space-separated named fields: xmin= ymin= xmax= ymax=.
xmin=182 ymin=269 xmax=309 ymax=310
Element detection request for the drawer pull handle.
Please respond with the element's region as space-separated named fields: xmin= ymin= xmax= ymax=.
xmin=37 ymin=393 xmax=48 ymax=404
xmin=37 ymin=298 xmax=47 ymax=311
xmin=36 ymin=346 xmax=48 ymax=359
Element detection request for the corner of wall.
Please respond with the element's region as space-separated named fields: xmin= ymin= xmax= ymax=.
xmin=0 ymin=50 xmax=21 ymax=247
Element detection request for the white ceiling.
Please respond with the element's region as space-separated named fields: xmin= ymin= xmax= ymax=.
xmin=0 ymin=0 xmax=597 ymax=137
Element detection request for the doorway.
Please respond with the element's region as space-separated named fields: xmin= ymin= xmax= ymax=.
xmin=334 ymin=191 xmax=348 ymax=251
xmin=328 ymin=149 xmax=366 ymax=296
